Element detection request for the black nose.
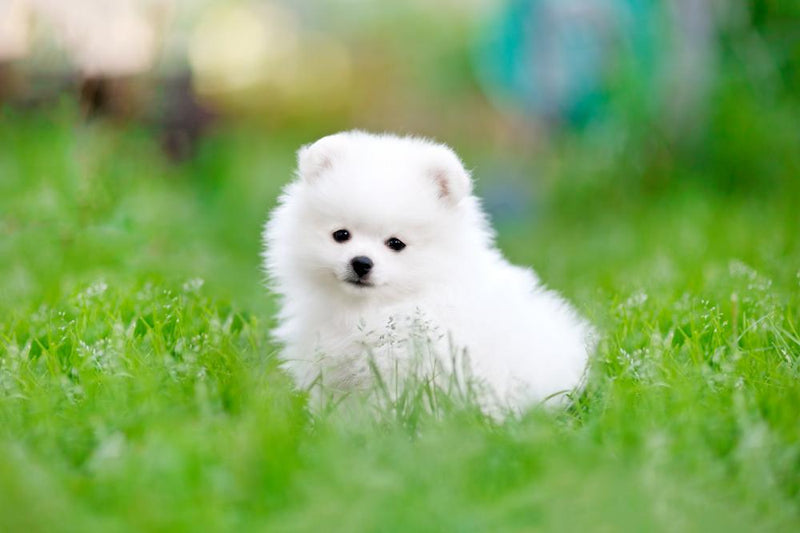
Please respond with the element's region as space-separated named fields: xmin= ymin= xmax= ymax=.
xmin=350 ymin=256 xmax=373 ymax=278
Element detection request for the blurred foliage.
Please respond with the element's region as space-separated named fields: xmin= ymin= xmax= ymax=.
xmin=530 ymin=6 xmax=800 ymax=211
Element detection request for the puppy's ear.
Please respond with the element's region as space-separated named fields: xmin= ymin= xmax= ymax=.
xmin=427 ymin=146 xmax=472 ymax=205
xmin=297 ymin=134 xmax=347 ymax=182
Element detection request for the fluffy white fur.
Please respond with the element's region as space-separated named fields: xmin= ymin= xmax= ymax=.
xmin=263 ymin=131 xmax=594 ymax=415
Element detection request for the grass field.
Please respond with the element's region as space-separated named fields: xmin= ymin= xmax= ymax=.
xmin=1 ymin=107 xmax=799 ymax=532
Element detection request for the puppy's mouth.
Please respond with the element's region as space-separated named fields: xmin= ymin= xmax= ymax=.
xmin=345 ymin=278 xmax=374 ymax=288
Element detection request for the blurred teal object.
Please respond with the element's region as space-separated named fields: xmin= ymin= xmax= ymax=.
xmin=474 ymin=0 xmax=659 ymax=126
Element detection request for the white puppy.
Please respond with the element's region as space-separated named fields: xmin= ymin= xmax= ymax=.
xmin=263 ymin=131 xmax=594 ymax=415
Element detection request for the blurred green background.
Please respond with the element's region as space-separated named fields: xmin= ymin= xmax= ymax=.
xmin=1 ymin=0 xmax=798 ymax=308
xmin=1 ymin=1 xmax=799 ymax=531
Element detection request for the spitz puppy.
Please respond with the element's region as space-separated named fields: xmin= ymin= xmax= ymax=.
xmin=263 ymin=131 xmax=594 ymax=415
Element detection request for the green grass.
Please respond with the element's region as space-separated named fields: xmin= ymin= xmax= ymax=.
xmin=1 ymin=108 xmax=799 ymax=532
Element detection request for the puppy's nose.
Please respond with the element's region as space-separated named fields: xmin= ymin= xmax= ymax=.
xmin=350 ymin=256 xmax=373 ymax=278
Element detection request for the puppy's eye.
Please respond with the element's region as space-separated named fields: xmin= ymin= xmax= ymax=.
xmin=332 ymin=229 xmax=351 ymax=243
xmin=385 ymin=237 xmax=406 ymax=251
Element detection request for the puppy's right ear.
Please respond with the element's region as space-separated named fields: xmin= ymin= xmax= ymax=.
xmin=297 ymin=134 xmax=347 ymax=183
xmin=426 ymin=145 xmax=472 ymax=206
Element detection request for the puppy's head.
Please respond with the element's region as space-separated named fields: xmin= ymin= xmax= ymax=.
xmin=266 ymin=131 xmax=480 ymax=303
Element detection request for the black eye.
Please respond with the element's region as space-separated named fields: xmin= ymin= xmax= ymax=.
xmin=385 ymin=237 xmax=406 ymax=251
xmin=332 ymin=229 xmax=350 ymax=242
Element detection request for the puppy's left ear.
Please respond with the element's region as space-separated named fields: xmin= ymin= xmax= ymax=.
xmin=427 ymin=146 xmax=472 ymax=206
xmin=297 ymin=133 xmax=348 ymax=183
